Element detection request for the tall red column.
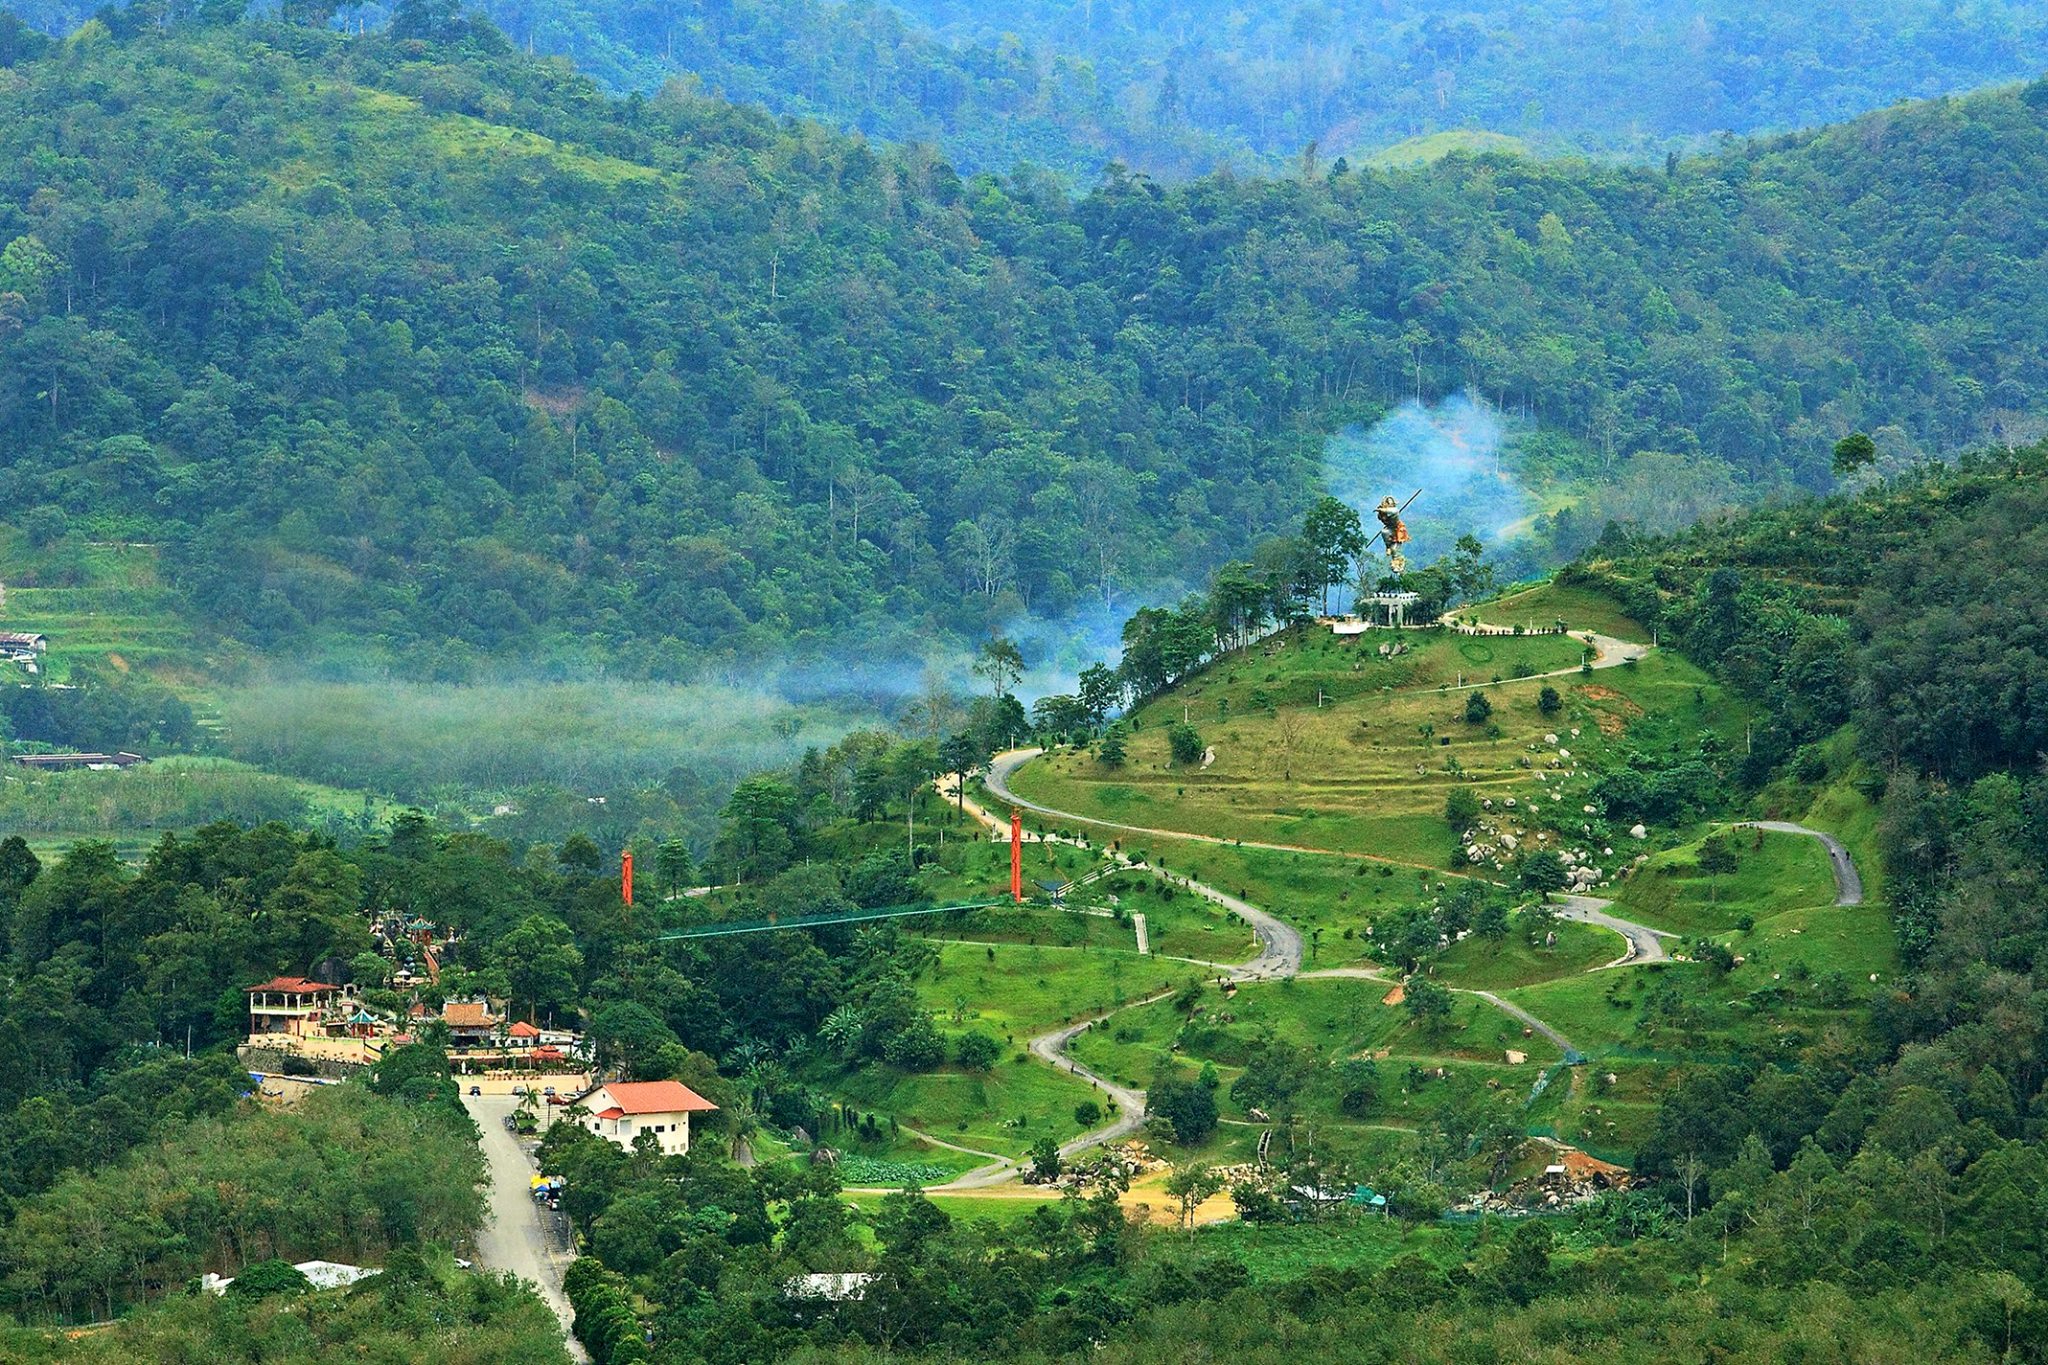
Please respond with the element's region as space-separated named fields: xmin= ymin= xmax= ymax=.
xmin=621 ymin=850 xmax=634 ymax=906
xmin=1010 ymin=809 xmax=1023 ymax=903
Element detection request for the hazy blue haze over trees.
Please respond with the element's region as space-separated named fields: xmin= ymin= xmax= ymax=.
xmin=1 ymin=17 xmax=2046 ymax=678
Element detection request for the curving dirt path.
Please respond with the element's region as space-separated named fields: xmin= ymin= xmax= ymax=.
xmin=1737 ymin=821 xmax=1864 ymax=906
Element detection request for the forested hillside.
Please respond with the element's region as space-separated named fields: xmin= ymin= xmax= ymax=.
xmin=2 ymin=12 xmax=2048 ymax=673
xmin=37 ymin=0 xmax=2048 ymax=180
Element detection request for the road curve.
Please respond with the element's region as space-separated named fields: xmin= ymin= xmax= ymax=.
xmin=1737 ymin=821 xmax=1864 ymax=906
xmin=462 ymin=1094 xmax=588 ymax=1362
xmin=1553 ymin=894 xmax=1675 ymax=967
xmin=948 ymin=737 xmax=1685 ymax=1184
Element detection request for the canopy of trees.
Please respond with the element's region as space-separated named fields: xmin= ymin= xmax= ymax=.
xmin=0 ymin=21 xmax=2046 ymax=673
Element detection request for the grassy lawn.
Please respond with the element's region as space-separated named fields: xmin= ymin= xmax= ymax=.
xmin=1430 ymin=918 xmax=1618 ymax=989
xmin=1608 ymin=827 xmax=1838 ymax=937
xmin=1068 ymin=976 xmax=1561 ymax=1103
xmin=1505 ymin=958 xmax=1884 ymax=1063
xmin=844 ymin=1189 xmax=1065 ymax=1225
xmin=1466 ymin=580 xmax=1648 ymax=642
xmin=912 ymin=850 xmax=1262 ymax=964
xmin=828 ymin=1053 xmax=1103 ymax=1160
xmin=1731 ymin=902 xmax=1897 ymax=980
xmin=918 ymin=942 xmax=1206 ymax=1043
xmin=1523 ymin=1058 xmax=1673 ymax=1159
xmin=1195 ymin=1214 xmax=1469 ymax=1281
xmin=1010 ymin=649 xmax=1739 ymax=874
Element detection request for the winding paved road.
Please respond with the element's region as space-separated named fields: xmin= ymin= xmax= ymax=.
xmin=1738 ymin=821 xmax=1864 ymax=905
xmin=945 ymin=685 xmax=1870 ymax=1184
xmin=1553 ymin=894 xmax=1676 ymax=967
xmin=463 ymin=1094 xmax=587 ymax=1362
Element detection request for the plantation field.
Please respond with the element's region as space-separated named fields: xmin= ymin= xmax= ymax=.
xmin=1009 ymin=644 xmax=1743 ymax=869
xmin=0 ymin=538 xmax=208 ymax=683
xmin=0 ymin=755 xmax=393 ymax=855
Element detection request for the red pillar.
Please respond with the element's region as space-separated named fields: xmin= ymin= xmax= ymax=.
xmin=1010 ymin=809 xmax=1023 ymax=903
xmin=621 ymin=850 xmax=634 ymax=906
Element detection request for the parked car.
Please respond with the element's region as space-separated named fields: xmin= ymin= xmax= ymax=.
xmin=546 ymin=1093 xmax=571 ymax=1106
xmin=468 ymin=1085 xmax=482 ymax=1097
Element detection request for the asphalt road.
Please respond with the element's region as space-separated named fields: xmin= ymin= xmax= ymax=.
xmin=463 ymin=1093 xmax=588 ymax=1363
xmin=1739 ymin=821 xmax=1865 ymax=905
xmin=1553 ymin=894 xmax=1676 ymax=966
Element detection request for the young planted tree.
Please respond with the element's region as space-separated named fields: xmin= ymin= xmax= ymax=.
xmin=1097 ymin=727 xmax=1129 ymax=769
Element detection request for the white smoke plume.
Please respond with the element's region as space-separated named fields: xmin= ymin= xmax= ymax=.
xmin=1323 ymin=393 xmax=1536 ymax=564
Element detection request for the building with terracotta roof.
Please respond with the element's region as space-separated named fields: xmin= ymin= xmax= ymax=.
xmin=439 ymin=999 xmax=498 ymax=1049
xmin=245 ymin=977 xmax=343 ymax=1037
xmin=576 ymin=1079 xmax=718 ymax=1156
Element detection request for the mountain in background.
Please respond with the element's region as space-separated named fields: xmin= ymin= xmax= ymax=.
xmin=440 ymin=0 xmax=2045 ymax=179
xmin=1 ymin=10 xmax=2046 ymax=676
xmin=15 ymin=1 xmax=2048 ymax=180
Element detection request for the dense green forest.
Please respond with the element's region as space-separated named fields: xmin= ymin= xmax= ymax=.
xmin=2 ymin=14 xmax=2048 ymax=675
xmin=477 ymin=0 xmax=2048 ymax=179
xmin=23 ymin=0 xmax=2048 ymax=179
xmin=16 ymin=456 xmax=2048 ymax=1357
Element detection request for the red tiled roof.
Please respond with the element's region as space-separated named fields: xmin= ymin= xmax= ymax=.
xmin=599 ymin=1080 xmax=718 ymax=1115
xmin=245 ymin=976 xmax=338 ymax=994
xmin=508 ymin=1021 xmax=541 ymax=1038
xmin=442 ymin=1002 xmax=494 ymax=1028
xmin=593 ymin=1106 xmax=626 ymax=1120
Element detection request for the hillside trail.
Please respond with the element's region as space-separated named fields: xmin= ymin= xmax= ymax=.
xmin=934 ymin=762 xmax=1600 ymax=1181
xmin=976 ymin=619 xmax=1641 ymax=875
xmin=1736 ymin=820 xmax=1864 ymax=905
xmin=931 ymin=639 xmax=1864 ymax=1184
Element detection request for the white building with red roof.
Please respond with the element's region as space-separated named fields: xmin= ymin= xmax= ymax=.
xmin=244 ymin=976 xmax=343 ymax=1037
xmin=576 ymin=1079 xmax=718 ymax=1156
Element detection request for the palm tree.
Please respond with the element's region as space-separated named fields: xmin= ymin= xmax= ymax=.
xmin=727 ymin=1094 xmax=761 ymax=1164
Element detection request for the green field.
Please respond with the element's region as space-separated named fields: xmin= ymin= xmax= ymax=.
xmin=1466 ymin=580 xmax=1650 ymax=642
xmin=1608 ymin=827 xmax=1837 ymax=937
xmin=844 ymin=1189 xmax=1065 ymax=1225
xmin=828 ymin=1050 xmax=1104 ymax=1161
xmin=919 ymin=941 xmax=1204 ymax=1044
xmin=1429 ymin=918 xmax=1619 ymax=989
xmin=1066 ymin=975 xmax=1561 ymax=1114
xmin=1009 ymin=642 xmax=1741 ymax=870
xmin=1361 ymin=129 xmax=1530 ymax=167
xmin=0 ymin=537 xmax=207 ymax=683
